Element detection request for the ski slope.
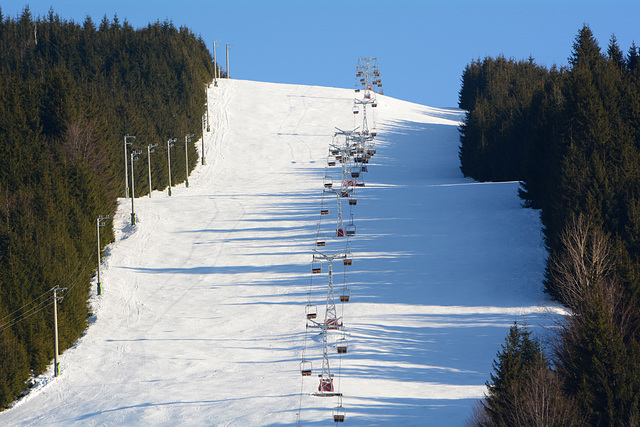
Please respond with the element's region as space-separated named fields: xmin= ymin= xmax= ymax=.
xmin=0 ymin=80 xmax=555 ymax=426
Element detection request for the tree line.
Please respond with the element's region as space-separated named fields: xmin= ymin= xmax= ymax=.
xmin=0 ymin=7 xmax=215 ymax=408
xmin=460 ymin=25 xmax=640 ymax=425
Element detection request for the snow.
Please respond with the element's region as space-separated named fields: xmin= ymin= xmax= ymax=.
xmin=0 ymin=79 xmax=559 ymax=426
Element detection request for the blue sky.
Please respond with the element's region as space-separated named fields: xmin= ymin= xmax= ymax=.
xmin=3 ymin=1 xmax=640 ymax=107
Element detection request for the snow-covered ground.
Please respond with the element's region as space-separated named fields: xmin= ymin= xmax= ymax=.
xmin=0 ymin=80 xmax=556 ymax=426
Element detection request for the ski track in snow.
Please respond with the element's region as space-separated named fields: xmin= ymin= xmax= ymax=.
xmin=0 ymin=80 xmax=560 ymax=426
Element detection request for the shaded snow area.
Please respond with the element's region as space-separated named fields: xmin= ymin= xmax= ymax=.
xmin=1 ymin=80 xmax=559 ymax=426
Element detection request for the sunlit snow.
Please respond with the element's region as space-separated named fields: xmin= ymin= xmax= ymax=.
xmin=0 ymin=79 xmax=560 ymax=426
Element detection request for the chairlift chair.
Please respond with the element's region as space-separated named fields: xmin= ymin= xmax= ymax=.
xmin=348 ymin=195 xmax=357 ymax=206
xmin=305 ymin=304 xmax=317 ymax=319
xmin=316 ymin=234 xmax=326 ymax=247
xmin=324 ymin=175 xmax=333 ymax=188
xmin=333 ymin=398 xmax=346 ymax=422
xmin=301 ymin=360 xmax=312 ymax=376
xmin=345 ymin=217 xmax=356 ymax=236
xmin=336 ymin=336 xmax=348 ymax=354
xmin=327 ymin=156 xmax=336 ymax=167
xmin=352 ymin=105 xmax=359 ymax=115
xmin=320 ymin=202 xmax=329 ymax=215
xmin=311 ymin=262 xmax=322 ymax=274
xmin=343 ymin=253 xmax=353 ymax=266
xmin=340 ymin=287 xmax=351 ymax=302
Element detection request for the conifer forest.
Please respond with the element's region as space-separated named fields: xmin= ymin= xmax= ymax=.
xmin=461 ymin=25 xmax=640 ymax=425
xmin=0 ymin=7 xmax=213 ymax=408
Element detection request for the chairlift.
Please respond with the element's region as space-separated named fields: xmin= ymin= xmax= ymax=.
xmin=372 ymin=101 xmax=378 ymax=107
xmin=343 ymin=253 xmax=353 ymax=266
xmin=352 ymin=105 xmax=359 ymax=115
xmin=312 ymin=262 xmax=322 ymax=274
xmin=327 ymin=156 xmax=336 ymax=167
xmin=355 ymin=89 xmax=360 ymax=93
xmin=320 ymin=201 xmax=329 ymax=215
xmin=324 ymin=175 xmax=333 ymax=188
xmin=330 ymin=148 xmax=340 ymax=155
xmin=371 ymin=129 xmax=377 ymax=137
xmin=336 ymin=336 xmax=348 ymax=354
xmin=333 ymin=403 xmax=346 ymax=422
xmin=316 ymin=234 xmax=326 ymax=247
xmin=348 ymin=195 xmax=357 ymax=206
xmin=301 ymin=359 xmax=313 ymax=376
xmin=340 ymin=286 xmax=350 ymax=302
xmin=345 ymin=217 xmax=356 ymax=236
xmin=305 ymin=304 xmax=317 ymax=319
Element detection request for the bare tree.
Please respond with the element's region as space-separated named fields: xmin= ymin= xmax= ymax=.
xmin=547 ymin=213 xmax=614 ymax=313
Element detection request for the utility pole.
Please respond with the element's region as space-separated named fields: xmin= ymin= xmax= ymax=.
xmin=123 ymin=135 xmax=135 ymax=198
xmin=226 ymin=44 xmax=230 ymax=79
xmin=205 ymin=87 xmax=211 ymax=132
xmin=185 ymin=134 xmax=194 ymax=188
xmin=213 ymin=40 xmax=218 ymax=81
xmin=96 ymin=216 xmax=109 ymax=295
xmin=130 ymin=150 xmax=142 ymax=225
xmin=147 ymin=144 xmax=158 ymax=198
xmin=201 ymin=115 xmax=207 ymax=166
xmin=167 ymin=138 xmax=176 ymax=196
xmin=52 ymin=286 xmax=67 ymax=377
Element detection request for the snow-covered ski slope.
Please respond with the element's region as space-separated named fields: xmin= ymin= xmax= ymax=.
xmin=1 ymin=80 xmax=554 ymax=426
